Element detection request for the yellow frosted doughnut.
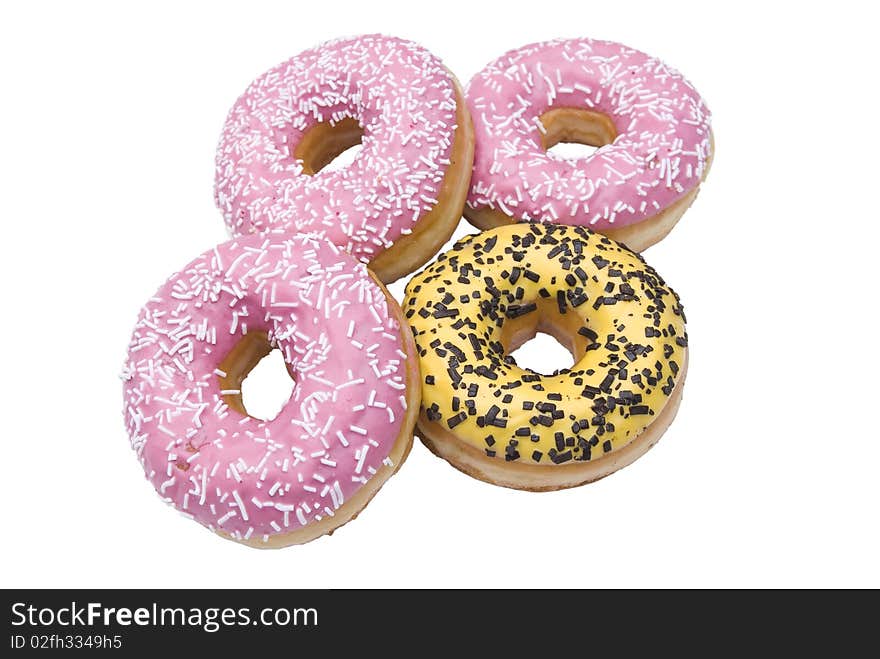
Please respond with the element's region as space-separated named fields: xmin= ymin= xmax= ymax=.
xmin=403 ymin=223 xmax=687 ymax=490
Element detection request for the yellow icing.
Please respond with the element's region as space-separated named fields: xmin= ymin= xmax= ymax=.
xmin=403 ymin=223 xmax=687 ymax=465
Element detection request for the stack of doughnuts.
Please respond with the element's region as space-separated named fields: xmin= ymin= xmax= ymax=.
xmin=122 ymin=34 xmax=712 ymax=547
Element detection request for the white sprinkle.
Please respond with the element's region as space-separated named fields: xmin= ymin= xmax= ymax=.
xmin=232 ymin=489 xmax=249 ymax=521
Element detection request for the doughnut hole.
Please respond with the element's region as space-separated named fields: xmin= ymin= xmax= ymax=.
xmin=508 ymin=331 xmax=574 ymax=375
xmin=500 ymin=300 xmax=593 ymax=376
xmin=294 ymin=117 xmax=364 ymax=175
xmin=539 ymin=108 xmax=617 ymax=160
xmin=216 ymin=332 xmax=295 ymax=421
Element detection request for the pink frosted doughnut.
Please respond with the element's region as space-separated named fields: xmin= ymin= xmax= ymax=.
xmin=465 ymin=38 xmax=713 ymax=251
xmin=214 ymin=34 xmax=474 ymax=284
xmin=121 ymin=233 xmax=419 ymax=547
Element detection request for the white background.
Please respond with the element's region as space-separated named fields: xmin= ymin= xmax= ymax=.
xmin=1 ymin=1 xmax=877 ymax=588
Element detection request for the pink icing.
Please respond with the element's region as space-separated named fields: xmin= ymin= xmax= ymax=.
xmin=214 ymin=34 xmax=459 ymax=263
xmin=466 ymin=38 xmax=712 ymax=229
xmin=121 ymin=233 xmax=410 ymax=542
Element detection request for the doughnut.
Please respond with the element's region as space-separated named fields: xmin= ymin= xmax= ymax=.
xmin=214 ymin=34 xmax=475 ymax=284
xmin=121 ymin=234 xmax=419 ymax=547
xmin=403 ymin=223 xmax=687 ymax=491
xmin=464 ymin=38 xmax=713 ymax=252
